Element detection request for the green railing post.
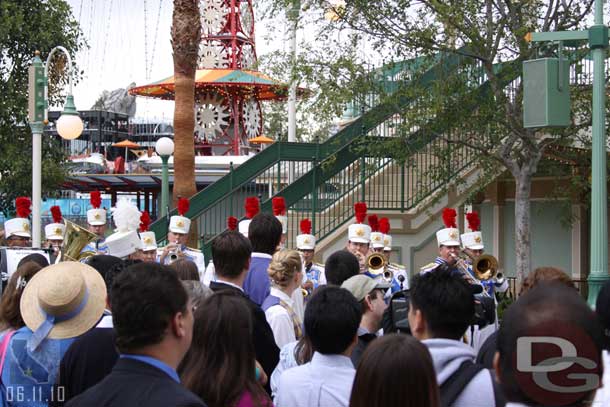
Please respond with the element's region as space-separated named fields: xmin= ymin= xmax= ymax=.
xmin=277 ymin=161 xmax=281 ymax=194
xmin=311 ymin=155 xmax=318 ymax=234
xmin=360 ymin=156 xmax=366 ymax=202
xmin=401 ymin=163 xmax=405 ymax=212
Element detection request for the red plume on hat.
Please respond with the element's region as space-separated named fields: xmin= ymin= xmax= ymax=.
xmin=354 ymin=202 xmax=367 ymax=223
xmin=368 ymin=214 xmax=379 ymax=232
xmin=466 ymin=211 xmax=480 ymax=232
xmin=379 ymin=217 xmax=390 ymax=234
xmin=442 ymin=208 xmax=457 ymax=228
xmin=90 ymin=191 xmax=102 ymax=209
xmin=15 ymin=197 xmax=31 ymax=218
xmin=272 ymin=197 xmax=286 ymax=216
xmin=300 ymin=219 xmax=312 ymax=235
xmin=177 ymin=198 xmax=190 ymax=216
xmin=245 ymin=197 xmax=260 ymax=219
xmin=50 ymin=206 xmax=62 ymax=223
xmin=227 ymin=216 xmax=238 ymax=231
xmin=139 ymin=211 xmax=151 ymax=232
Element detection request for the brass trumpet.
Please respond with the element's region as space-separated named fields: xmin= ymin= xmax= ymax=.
xmin=366 ymin=253 xmax=393 ymax=283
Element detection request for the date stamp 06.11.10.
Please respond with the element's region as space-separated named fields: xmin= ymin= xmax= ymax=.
xmin=4 ymin=385 xmax=65 ymax=403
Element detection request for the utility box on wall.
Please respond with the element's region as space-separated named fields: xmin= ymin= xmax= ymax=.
xmin=523 ymin=58 xmax=571 ymax=128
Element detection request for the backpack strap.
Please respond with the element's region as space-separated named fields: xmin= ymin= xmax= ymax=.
xmin=0 ymin=330 xmax=15 ymax=375
xmin=440 ymin=360 xmax=484 ymax=407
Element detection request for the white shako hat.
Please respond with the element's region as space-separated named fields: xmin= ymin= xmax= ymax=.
xmin=139 ymin=211 xmax=157 ymax=251
xmin=169 ymin=198 xmax=191 ymax=235
xmin=273 ymin=197 xmax=288 ymax=234
xmin=4 ymin=197 xmax=32 ymax=239
xmin=461 ymin=211 xmax=484 ymax=250
xmin=347 ymin=202 xmax=371 ymax=244
xmin=45 ymin=205 xmax=65 ymax=241
xmin=87 ymin=191 xmax=107 ymax=226
xmin=379 ymin=217 xmax=392 ymax=251
xmin=239 ymin=197 xmax=260 ymax=237
xmin=296 ymin=219 xmax=316 ymax=250
xmin=105 ymin=199 xmax=142 ymax=259
xmin=436 ymin=208 xmax=460 ymax=247
xmin=368 ymin=214 xmax=384 ymax=249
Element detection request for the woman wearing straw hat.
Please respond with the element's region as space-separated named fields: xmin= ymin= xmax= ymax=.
xmin=0 ymin=262 xmax=106 ymax=406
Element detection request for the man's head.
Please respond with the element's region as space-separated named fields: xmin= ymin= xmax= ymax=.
xmin=341 ymin=275 xmax=389 ymax=330
xmin=88 ymin=223 xmax=107 ymax=238
xmin=248 ymin=213 xmax=282 ymax=255
xmin=347 ymin=240 xmax=369 ymax=258
xmin=496 ymin=283 xmax=604 ymax=407
xmin=463 ymin=247 xmax=483 ymax=258
xmin=519 ymin=266 xmax=575 ymax=296
xmin=167 ymin=231 xmax=188 ymax=246
xmin=299 ymin=248 xmax=314 ymax=265
xmin=438 ymin=244 xmax=460 ymax=265
xmin=305 ymin=286 xmax=360 ymax=355
xmin=111 ymin=262 xmax=193 ymax=358
xmin=408 ymin=269 xmax=474 ymax=340
xmin=6 ymin=234 xmax=31 ymax=248
xmin=325 ymin=250 xmax=360 ymax=286
xmin=212 ymin=230 xmax=252 ymax=280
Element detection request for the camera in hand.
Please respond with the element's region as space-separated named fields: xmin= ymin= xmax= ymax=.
xmin=472 ymin=295 xmax=496 ymax=328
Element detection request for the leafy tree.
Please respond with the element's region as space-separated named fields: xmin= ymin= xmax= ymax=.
xmin=262 ymin=0 xmax=596 ymax=284
xmin=0 ymin=0 xmax=84 ymax=216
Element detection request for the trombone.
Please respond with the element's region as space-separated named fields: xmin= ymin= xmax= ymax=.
xmin=452 ymin=251 xmax=503 ymax=285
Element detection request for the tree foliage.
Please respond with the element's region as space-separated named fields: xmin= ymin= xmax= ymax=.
xmin=0 ymin=0 xmax=85 ymax=216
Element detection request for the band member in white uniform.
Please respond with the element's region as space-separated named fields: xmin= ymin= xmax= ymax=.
xmin=44 ymin=205 xmax=65 ymax=260
xmin=296 ymin=218 xmax=326 ymax=297
xmin=81 ymin=191 xmax=109 ymax=255
xmin=138 ymin=211 xmax=158 ymax=262
xmin=346 ymin=202 xmax=372 ymax=273
xmin=378 ymin=217 xmax=409 ymax=292
xmin=4 ymin=197 xmax=32 ymax=248
xmin=104 ymin=199 xmax=144 ymax=261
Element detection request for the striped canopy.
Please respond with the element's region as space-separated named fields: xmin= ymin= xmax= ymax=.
xmin=129 ymin=69 xmax=297 ymax=101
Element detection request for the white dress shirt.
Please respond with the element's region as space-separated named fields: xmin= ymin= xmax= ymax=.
xmin=265 ymin=287 xmax=297 ymax=348
xmin=275 ymin=352 xmax=356 ymax=407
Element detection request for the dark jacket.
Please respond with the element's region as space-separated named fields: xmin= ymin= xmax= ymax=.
xmin=65 ymin=357 xmax=205 ymax=407
xmin=209 ymin=281 xmax=280 ymax=392
xmin=350 ymin=332 xmax=377 ymax=367
xmin=53 ymin=327 xmax=118 ymax=406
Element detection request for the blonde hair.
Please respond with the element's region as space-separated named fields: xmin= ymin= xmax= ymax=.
xmin=268 ymin=250 xmax=302 ymax=288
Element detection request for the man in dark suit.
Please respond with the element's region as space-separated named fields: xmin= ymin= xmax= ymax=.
xmin=209 ymin=230 xmax=280 ymax=393
xmin=66 ymin=262 xmax=205 ymax=407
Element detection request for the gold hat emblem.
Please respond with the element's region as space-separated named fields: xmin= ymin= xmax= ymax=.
xmin=23 ymin=223 xmax=30 ymax=232
xmin=304 ymin=237 xmax=311 ymax=244
xmin=384 ymin=238 xmax=389 ymax=245
xmin=449 ymin=231 xmax=458 ymax=239
xmin=356 ymin=227 xmax=364 ymax=237
xmin=373 ymin=235 xmax=381 ymax=241
xmin=176 ymin=220 xmax=184 ymax=228
xmin=143 ymin=237 xmax=153 ymax=244
xmin=474 ymin=236 xmax=482 ymax=243
xmin=54 ymin=227 xmax=63 ymax=235
xmin=94 ymin=213 xmax=101 ymax=219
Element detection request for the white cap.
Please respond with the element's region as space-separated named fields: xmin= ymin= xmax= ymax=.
xmin=169 ymin=215 xmax=191 ymax=234
xmin=105 ymin=230 xmax=142 ymax=259
xmin=238 ymin=219 xmax=251 ymax=237
xmin=4 ymin=218 xmax=31 ymax=239
xmin=276 ymin=215 xmax=287 ymax=234
xmin=461 ymin=231 xmax=484 ymax=250
xmin=348 ymin=223 xmax=371 ymax=244
xmin=436 ymin=228 xmax=460 ymax=247
xmin=45 ymin=223 xmax=65 ymax=241
xmin=296 ymin=234 xmax=316 ymax=250
xmin=383 ymin=234 xmax=392 ymax=251
xmin=140 ymin=231 xmax=158 ymax=251
xmin=87 ymin=208 xmax=107 ymax=226
xmin=370 ymin=232 xmax=384 ymax=249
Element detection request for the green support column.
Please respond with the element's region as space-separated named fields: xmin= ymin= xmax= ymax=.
xmin=161 ymin=155 xmax=170 ymax=218
xmin=587 ymin=0 xmax=609 ymax=307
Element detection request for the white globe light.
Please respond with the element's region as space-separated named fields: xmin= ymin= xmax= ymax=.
xmin=155 ymin=137 xmax=175 ymax=156
xmin=56 ymin=114 xmax=84 ymax=140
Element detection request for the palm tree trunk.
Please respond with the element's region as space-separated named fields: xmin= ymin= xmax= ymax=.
xmin=172 ymin=0 xmax=200 ymax=245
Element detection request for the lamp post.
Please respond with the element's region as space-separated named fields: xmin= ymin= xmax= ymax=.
xmin=155 ymin=137 xmax=174 ymax=218
xmin=526 ymin=0 xmax=607 ymax=306
xmin=28 ymin=48 xmax=83 ymax=248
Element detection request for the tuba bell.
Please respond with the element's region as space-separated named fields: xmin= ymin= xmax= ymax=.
xmin=472 ymin=254 xmax=499 ymax=281
xmin=61 ymin=219 xmax=99 ymax=262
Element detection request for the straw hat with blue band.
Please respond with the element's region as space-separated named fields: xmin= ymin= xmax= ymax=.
xmin=20 ymin=261 xmax=107 ymax=352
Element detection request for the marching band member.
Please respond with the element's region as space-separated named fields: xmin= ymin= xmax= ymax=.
xmin=138 ymin=211 xmax=158 ymax=262
xmin=104 ymin=199 xmax=144 ymax=261
xmin=44 ymin=205 xmax=65 ymax=259
xmin=81 ymin=191 xmax=108 ymax=255
xmin=346 ymin=202 xmax=372 ymax=273
xmin=273 ymin=197 xmax=288 ymax=250
xmin=158 ymin=197 xmax=205 ymax=281
xmin=238 ymin=197 xmax=260 ymax=238
xmin=202 ymin=216 xmax=238 ymax=286
xmin=297 ymin=218 xmax=326 ymax=296
xmin=461 ymin=211 xmax=508 ymax=297
xmin=420 ymin=208 xmax=462 ymax=275
xmin=379 ymin=217 xmax=409 ymax=292
xmin=4 ymin=197 xmax=32 ymax=248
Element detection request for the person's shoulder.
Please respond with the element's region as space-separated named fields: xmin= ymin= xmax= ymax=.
xmin=185 ymin=246 xmax=201 ymax=253
xmin=419 ymin=262 xmax=439 ymax=273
